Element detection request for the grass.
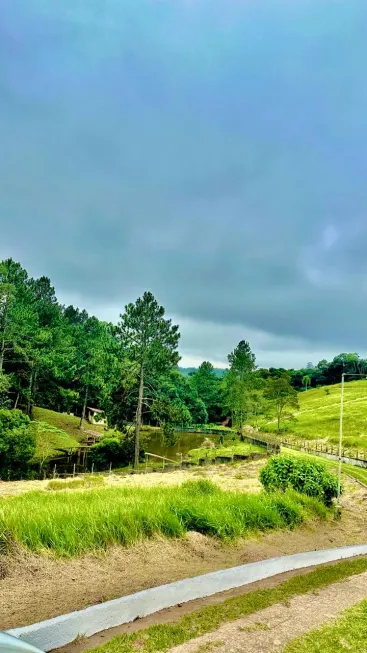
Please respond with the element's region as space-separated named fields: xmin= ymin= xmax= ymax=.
xmin=33 ymin=407 xmax=96 ymax=440
xmin=0 ymin=480 xmax=327 ymax=557
xmin=32 ymin=407 xmax=125 ymax=462
xmin=284 ymin=597 xmax=367 ymax=653
xmin=263 ymin=380 xmax=367 ymax=451
xmin=47 ymin=476 xmax=105 ymax=490
xmin=187 ymin=442 xmax=265 ymax=463
xmin=86 ymin=557 xmax=367 ymax=653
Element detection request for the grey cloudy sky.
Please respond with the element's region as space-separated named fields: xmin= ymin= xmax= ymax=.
xmin=1 ymin=0 xmax=367 ymax=368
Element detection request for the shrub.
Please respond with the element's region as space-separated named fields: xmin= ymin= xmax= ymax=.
xmin=259 ymin=456 xmax=339 ymax=505
xmin=89 ymin=434 xmax=145 ymax=469
xmin=0 ymin=409 xmax=36 ymax=479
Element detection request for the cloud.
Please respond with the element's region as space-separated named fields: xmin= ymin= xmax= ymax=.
xmin=1 ymin=0 xmax=367 ymax=366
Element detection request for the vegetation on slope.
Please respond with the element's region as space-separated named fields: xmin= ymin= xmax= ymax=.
xmin=265 ymin=380 xmax=367 ymax=450
xmin=87 ymin=558 xmax=367 ymax=653
xmin=33 ymin=414 xmax=81 ymax=462
xmin=0 ymin=480 xmax=327 ymax=556
xmin=33 ymin=407 xmax=99 ymax=441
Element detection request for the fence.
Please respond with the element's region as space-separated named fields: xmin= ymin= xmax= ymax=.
xmin=281 ymin=438 xmax=367 ymax=469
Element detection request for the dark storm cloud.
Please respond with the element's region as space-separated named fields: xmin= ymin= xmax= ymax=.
xmin=1 ymin=0 xmax=367 ymax=359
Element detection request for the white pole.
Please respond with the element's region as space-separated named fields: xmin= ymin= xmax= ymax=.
xmin=337 ymin=373 xmax=345 ymax=504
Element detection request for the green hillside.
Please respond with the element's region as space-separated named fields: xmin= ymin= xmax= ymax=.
xmin=264 ymin=379 xmax=367 ymax=451
xmin=32 ymin=408 xmax=84 ymax=461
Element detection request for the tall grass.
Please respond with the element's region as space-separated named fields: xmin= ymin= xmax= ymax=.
xmin=0 ymin=480 xmax=327 ymax=557
xmin=47 ymin=476 xmax=105 ymax=491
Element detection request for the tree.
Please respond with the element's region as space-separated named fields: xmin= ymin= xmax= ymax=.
xmin=264 ymin=374 xmax=299 ymax=432
xmin=117 ymin=292 xmax=180 ymax=468
xmin=225 ymin=340 xmax=256 ymax=430
xmin=0 ymin=283 xmax=14 ymax=372
xmin=0 ymin=370 xmax=10 ymax=406
xmin=0 ymin=408 xmax=36 ymax=479
xmin=73 ymin=317 xmax=116 ymax=429
xmin=302 ymin=374 xmax=311 ymax=391
xmin=190 ymin=362 xmax=221 ymax=422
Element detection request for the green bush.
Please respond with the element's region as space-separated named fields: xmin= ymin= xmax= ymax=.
xmin=0 ymin=409 xmax=36 ymax=479
xmin=259 ymin=455 xmax=339 ymax=505
xmin=89 ymin=434 xmax=145 ymax=469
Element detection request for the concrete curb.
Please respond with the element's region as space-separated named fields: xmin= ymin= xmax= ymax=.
xmin=8 ymin=544 xmax=367 ymax=652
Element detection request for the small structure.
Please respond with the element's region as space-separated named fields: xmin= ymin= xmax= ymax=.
xmin=87 ymin=407 xmax=107 ymax=426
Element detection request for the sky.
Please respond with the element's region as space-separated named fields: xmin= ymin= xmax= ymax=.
xmin=1 ymin=0 xmax=367 ymax=369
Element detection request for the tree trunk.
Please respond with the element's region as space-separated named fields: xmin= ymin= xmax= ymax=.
xmin=134 ymin=365 xmax=144 ymax=469
xmin=27 ymin=367 xmax=34 ymax=415
xmin=0 ymin=295 xmax=9 ymax=373
xmin=14 ymin=392 xmax=20 ymax=409
xmin=80 ymin=385 xmax=89 ymax=429
xmin=31 ymin=367 xmax=38 ymax=414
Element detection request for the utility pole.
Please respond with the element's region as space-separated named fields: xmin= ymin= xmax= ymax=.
xmin=337 ymin=372 xmax=366 ymax=510
xmin=337 ymin=373 xmax=345 ymax=506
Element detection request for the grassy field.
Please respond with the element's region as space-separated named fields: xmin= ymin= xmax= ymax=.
xmin=187 ymin=442 xmax=265 ymax=463
xmin=0 ymin=479 xmax=327 ymax=556
xmin=284 ymin=596 xmax=367 ymax=653
xmin=263 ymin=380 xmax=367 ymax=451
xmin=87 ymin=558 xmax=367 ymax=653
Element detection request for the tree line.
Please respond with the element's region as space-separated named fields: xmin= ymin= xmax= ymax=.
xmin=1 ymin=257 xmax=363 ymax=475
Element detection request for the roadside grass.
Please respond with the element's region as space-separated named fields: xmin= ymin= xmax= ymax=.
xmin=86 ymin=557 xmax=367 ymax=653
xmin=47 ymin=476 xmax=105 ymax=491
xmin=283 ymin=447 xmax=367 ymax=486
xmin=188 ymin=442 xmax=264 ymax=463
xmin=0 ymin=480 xmax=327 ymax=557
xmin=284 ymin=596 xmax=367 ymax=653
xmin=263 ymin=380 xmax=367 ymax=451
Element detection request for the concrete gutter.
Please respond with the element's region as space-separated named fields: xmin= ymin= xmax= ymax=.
xmin=8 ymin=544 xmax=367 ymax=652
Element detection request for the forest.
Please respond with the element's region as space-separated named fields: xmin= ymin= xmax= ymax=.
xmin=1 ymin=257 xmax=365 ymax=477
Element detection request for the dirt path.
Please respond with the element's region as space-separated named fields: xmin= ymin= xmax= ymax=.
xmin=170 ymin=570 xmax=367 ymax=653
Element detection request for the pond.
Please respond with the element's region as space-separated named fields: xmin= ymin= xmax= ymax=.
xmin=144 ymin=430 xmax=225 ymax=461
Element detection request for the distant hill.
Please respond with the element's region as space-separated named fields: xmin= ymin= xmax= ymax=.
xmin=179 ymin=367 xmax=227 ymax=378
